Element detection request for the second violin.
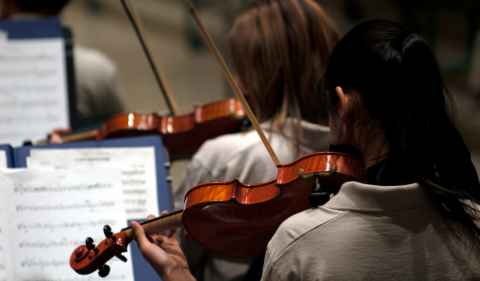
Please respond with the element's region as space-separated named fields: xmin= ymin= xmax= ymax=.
xmin=100 ymin=98 xmax=245 ymax=160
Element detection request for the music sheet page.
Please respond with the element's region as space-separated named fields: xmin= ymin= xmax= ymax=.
xmin=0 ymin=150 xmax=6 ymax=169
xmin=0 ymin=172 xmax=13 ymax=281
xmin=1 ymin=168 xmax=134 ymax=281
xmin=29 ymin=147 xmax=159 ymax=220
xmin=0 ymin=37 xmax=69 ymax=146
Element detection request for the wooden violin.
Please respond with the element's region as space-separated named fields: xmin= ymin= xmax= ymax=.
xmin=70 ymin=150 xmax=364 ymax=275
xmin=100 ymin=98 xmax=245 ymax=161
xmin=48 ymin=98 xmax=245 ymax=161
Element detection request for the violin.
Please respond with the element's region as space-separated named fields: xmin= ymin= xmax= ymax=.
xmin=47 ymin=98 xmax=245 ymax=161
xmin=102 ymin=100 xmax=245 ymax=161
xmin=70 ymin=149 xmax=364 ymax=276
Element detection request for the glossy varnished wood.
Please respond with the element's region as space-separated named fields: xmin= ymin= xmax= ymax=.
xmin=182 ymin=152 xmax=364 ymax=257
xmin=100 ymin=98 xmax=245 ymax=160
xmin=277 ymin=152 xmax=364 ymax=187
xmin=70 ymin=232 xmax=130 ymax=275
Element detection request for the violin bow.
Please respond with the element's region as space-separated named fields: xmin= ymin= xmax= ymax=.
xmin=120 ymin=0 xmax=181 ymax=115
xmin=185 ymin=0 xmax=281 ymax=166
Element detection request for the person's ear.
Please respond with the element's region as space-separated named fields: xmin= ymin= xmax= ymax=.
xmin=335 ymin=86 xmax=351 ymax=124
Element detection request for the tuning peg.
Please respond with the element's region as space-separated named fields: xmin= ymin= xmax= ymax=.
xmin=98 ymin=264 xmax=110 ymax=278
xmin=116 ymin=254 xmax=127 ymax=262
xmin=85 ymin=237 xmax=95 ymax=250
xmin=85 ymin=237 xmax=99 ymax=254
xmin=103 ymin=225 xmax=116 ymax=241
xmin=104 ymin=225 xmax=112 ymax=237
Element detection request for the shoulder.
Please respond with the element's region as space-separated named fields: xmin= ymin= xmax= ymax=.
xmin=192 ymin=127 xmax=307 ymax=184
xmin=74 ymin=45 xmax=118 ymax=75
xmin=281 ymin=118 xmax=333 ymax=153
xmin=266 ymin=207 xmax=345 ymax=261
xmin=262 ymin=207 xmax=345 ymax=280
xmin=193 ymin=130 xmax=267 ymax=164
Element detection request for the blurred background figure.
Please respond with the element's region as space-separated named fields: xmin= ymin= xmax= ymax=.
xmin=0 ymin=0 xmax=126 ymax=128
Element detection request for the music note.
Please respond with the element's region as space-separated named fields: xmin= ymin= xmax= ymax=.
xmin=29 ymin=147 xmax=160 ymax=220
xmin=1 ymin=168 xmax=134 ymax=280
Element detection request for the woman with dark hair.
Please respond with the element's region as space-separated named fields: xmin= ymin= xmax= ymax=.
xmin=262 ymin=19 xmax=480 ymax=279
xmin=131 ymin=19 xmax=480 ymax=280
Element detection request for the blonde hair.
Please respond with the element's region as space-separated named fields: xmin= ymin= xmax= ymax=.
xmin=228 ymin=0 xmax=340 ymax=141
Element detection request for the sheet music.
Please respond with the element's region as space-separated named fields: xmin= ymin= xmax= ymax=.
xmin=0 ymin=37 xmax=69 ymax=146
xmin=2 ymin=168 xmax=134 ymax=281
xmin=0 ymin=150 xmax=6 ymax=169
xmin=29 ymin=147 xmax=159 ymax=220
xmin=0 ymin=172 xmax=13 ymax=281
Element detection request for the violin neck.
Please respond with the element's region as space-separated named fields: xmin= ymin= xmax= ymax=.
xmin=60 ymin=130 xmax=99 ymax=143
xmin=35 ymin=129 xmax=98 ymax=145
xmin=122 ymin=210 xmax=183 ymax=239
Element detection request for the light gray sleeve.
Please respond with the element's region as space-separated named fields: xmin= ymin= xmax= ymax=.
xmin=261 ymin=250 xmax=282 ymax=281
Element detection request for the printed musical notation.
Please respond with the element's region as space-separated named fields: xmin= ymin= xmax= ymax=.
xmin=0 ymin=170 xmax=13 ymax=280
xmin=19 ymin=238 xmax=82 ymax=249
xmin=0 ymin=168 xmax=134 ymax=280
xmin=15 ymin=200 xmax=116 ymax=212
xmin=13 ymin=183 xmax=113 ymax=195
xmin=21 ymin=257 xmax=68 ymax=269
xmin=0 ymin=38 xmax=69 ymax=147
xmin=30 ymin=147 xmax=160 ymax=220
xmin=17 ymin=219 xmax=118 ymax=232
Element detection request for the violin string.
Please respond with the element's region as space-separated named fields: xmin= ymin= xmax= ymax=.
xmin=120 ymin=0 xmax=181 ymax=115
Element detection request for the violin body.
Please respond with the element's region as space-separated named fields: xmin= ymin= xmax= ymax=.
xmin=44 ymin=98 xmax=246 ymax=160
xmin=100 ymin=98 xmax=245 ymax=160
xmin=182 ymin=151 xmax=364 ymax=257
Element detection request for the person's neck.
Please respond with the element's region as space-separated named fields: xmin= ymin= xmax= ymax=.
xmin=361 ymin=141 xmax=389 ymax=169
xmin=353 ymin=128 xmax=389 ymax=169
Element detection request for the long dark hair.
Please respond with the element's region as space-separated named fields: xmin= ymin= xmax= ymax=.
xmin=315 ymin=19 xmax=480 ymax=244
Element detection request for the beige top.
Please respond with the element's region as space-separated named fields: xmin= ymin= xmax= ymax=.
xmin=263 ymin=181 xmax=480 ymax=280
xmin=74 ymin=45 xmax=125 ymax=122
xmin=174 ymin=118 xmax=333 ymax=281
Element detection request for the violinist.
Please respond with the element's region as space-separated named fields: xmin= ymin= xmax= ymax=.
xmin=172 ymin=0 xmax=340 ymax=280
xmin=131 ymin=19 xmax=480 ymax=280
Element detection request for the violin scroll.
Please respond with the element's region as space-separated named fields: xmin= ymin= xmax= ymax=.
xmin=70 ymin=212 xmax=183 ymax=276
xmin=70 ymin=225 xmax=130 ymax=277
